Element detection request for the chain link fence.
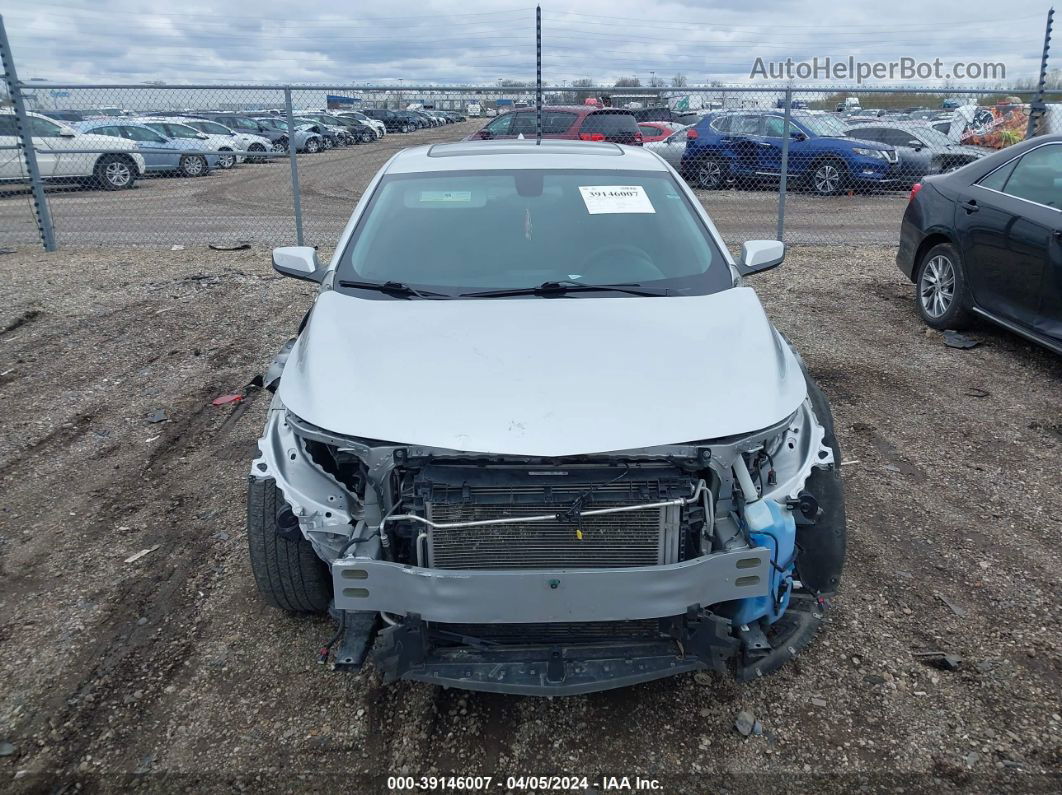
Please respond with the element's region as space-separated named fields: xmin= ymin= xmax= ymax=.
xmin=2 ymin=80 xmax=1059 ymax=251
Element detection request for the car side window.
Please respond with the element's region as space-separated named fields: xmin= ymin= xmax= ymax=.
xmin=638 ymin=124 xmax=660 ymax=137
xmin=122 ymin=125 xmax=167 ymax=143
xmin=763 ymin=116 xmax=786 ymax=137
xmin=882 ymin=128 xmax=919 ymax=147
xmin=999 ymin=144 xmax=1062 ymax=209
xmin=510 ymin=112 xmax=537 ymax=136
xmin=708 ymin=115 xmax=730 ymax=133
xmin=541 ymin=112 xmax=576 ymax=134
xmin=484 ymin=114 xmax=513 ymax=135
xmin=29 ymin=117 xmax=63 ymax=137
xmin=978 ymin=160 xmax=1018 ymax=191
xmin=848 ymin=127 xmax=883 ymax=143
xmin=731 ymin=115 xmax=761 ymax=135
xmin=0 ymin=116 xmax=19 ymax=136
xmin=92 ymin=126 xmax=123 ymax=138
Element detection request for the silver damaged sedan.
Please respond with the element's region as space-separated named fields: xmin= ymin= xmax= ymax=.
xmin=248 ymin=139 xmax=847 ymax=695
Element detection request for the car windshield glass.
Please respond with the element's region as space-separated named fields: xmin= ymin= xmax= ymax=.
xmin=338 ymin=169 xmax=729 ymax=296
xmin=796 ymin=114 xmax=849 ymax=137
xmin=156 ymin=123 xmax=199 ymax=138
xmin=190 ymin=120 xmax=231 ymax=134
xmin=907 ymin=125 xmax=955 ymax=147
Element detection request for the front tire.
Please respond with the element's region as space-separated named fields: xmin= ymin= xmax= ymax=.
xmin=247 ymin=142 xmax=266 ymax=163
xmin=247 ymin=478 xmax=332 ymax=613
xmin=217 ymin=149 xmax=236 ymax=169
xmin=304 ymin=136 xmax=321 ymax=154
xmin=797 ymin=373 xmax=847 ymax=595
xmin=179 ymin=154 xmax=207 ymax=178
xmin=915 ymin=242 xmax=972 ymax=329
xmin=809 ymin=158 xmax=847 ymax=196
xmin=94 ymin=154 xmax=136 ymax=190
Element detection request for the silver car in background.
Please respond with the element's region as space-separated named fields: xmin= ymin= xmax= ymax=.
xmin=643 ymin=124 xmax=692 ymax=169
xmin=845 ymin=121 xmax=987 ymax=185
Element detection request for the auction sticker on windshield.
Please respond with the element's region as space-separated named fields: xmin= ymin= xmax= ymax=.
xmin=578 ymin=185 xmax=655 ymax=214
xmin=420 ymin=190 xmax=472 ymax=203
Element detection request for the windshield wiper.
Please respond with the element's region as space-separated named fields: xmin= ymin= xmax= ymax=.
xmin=461 ymin=280 xmax=667 ymax=298
xmin=337 ymin=280 xmax=450 ymax=299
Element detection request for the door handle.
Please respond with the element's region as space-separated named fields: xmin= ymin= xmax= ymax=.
xmin=961 ymin=199 xmax=979 ymax=214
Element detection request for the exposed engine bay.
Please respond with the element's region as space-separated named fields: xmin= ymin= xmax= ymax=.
xmin=252 ymin=382 xmax=844 ymax=695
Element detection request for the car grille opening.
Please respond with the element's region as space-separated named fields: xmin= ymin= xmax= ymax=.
xmin=418 ymin=475 xmax=691 ymax=570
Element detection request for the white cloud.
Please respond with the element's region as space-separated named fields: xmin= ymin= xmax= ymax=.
xmin=2 ymin=0 xmax=1050 ymax=86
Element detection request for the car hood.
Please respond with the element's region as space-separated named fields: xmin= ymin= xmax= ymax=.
xmin=829 ymin=136 xmax=892 ymax=152
xmin=278 ymin=286 xmax=807 ymax=457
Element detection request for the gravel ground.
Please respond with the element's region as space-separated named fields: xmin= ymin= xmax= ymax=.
xmin=1 ymin=119 xmax=910 ymax=249
xmin=0 ymin=243 xmax=1059 ymax=793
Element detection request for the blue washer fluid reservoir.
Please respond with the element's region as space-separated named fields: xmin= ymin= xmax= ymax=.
xmin=729 ymin=500 xmax=796 ymax=626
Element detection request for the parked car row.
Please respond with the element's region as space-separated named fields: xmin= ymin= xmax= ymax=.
xmin=0 ymin=106 xmax=459 ymax=192
xmin=465 ymin=106 xmax=997 ymax=195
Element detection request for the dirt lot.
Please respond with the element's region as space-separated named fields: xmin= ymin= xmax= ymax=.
xmin=1 ymin=119 xmax=910 ymax=249
xmin=0 ymin=243 xmax=1059 ymax=793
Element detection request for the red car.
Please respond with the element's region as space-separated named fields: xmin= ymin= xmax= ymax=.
xmin=466 ymin=106 xmax=642 ymax=146
xmin=636 ymin=121 xmax=682 ymax=143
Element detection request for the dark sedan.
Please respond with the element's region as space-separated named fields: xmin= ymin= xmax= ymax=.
xmin=845 ymin=121 xmax=987 ymax=186
xmin=897 ymin=135 xmax=1062 ymax=354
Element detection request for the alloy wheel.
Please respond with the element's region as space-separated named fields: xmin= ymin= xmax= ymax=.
xmin=813 ymin=163 xmax=841 ymax=194
xmin=697 ymin=161 xmax=722 ymax=189
xmin=183 ymin=156 xmax=205 ymax=177
xmin=105 ymin=160 xmax=132 ymax=188
xmin=919 ymin=255 xmax=956 ymax=318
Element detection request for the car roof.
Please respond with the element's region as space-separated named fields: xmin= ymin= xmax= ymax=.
xmin=386 ymin=139 xmax=669 ymax=174
xmin=847 ymin=120 xmax=934 ymax=128
xmin=495 ymin=105 xmax=634 ymax=116
xmin=74 ymin=119 xmax=150 ymax=128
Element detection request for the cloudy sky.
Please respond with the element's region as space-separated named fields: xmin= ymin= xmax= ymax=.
xmin=1 ymin=0 xmax=1052 ymax=86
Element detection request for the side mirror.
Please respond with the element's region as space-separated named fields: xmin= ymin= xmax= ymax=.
xmin=272 ymin=246 xmax=324 ymax=282
xmin=195 ymin=133 xmax=209 ymax=139
xmin=737 ymin=240 xmax=785 ymax=275
xmin=58 ymin=128 xmax=76 ymax=137
xmin=790 ymin=131 xmax=806 ymax=141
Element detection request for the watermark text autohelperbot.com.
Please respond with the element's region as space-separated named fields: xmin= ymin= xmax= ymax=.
xmin=750 ymin=56 xmax=1005 ymax=83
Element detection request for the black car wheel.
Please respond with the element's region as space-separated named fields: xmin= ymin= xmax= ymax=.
xmin=271 ymin=137 xmax=288 ymax=153
xmin=247 ymin=478 xmax=332 ymax=614
xmin=305 ymin=137 xmax=321 ymax=153
xmin=916 ymin=242 xmax=973 ymax=329
xmin=248 ymin=142 xmax=267 ymax=163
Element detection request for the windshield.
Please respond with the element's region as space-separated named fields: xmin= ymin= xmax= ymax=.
xmin=796 ymin=114 xmax=849 ymax=137
xmin=909 ymin=125 xmax=956 ymax=147
xmin=188 ymin=120 xmax=231 ymax=134
xmin=338 ymin=169 xmax=729 ymax=297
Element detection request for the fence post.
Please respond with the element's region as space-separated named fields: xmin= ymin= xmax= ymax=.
xmin=283 ymin=87 xmax=305 ymax=246
xmin=0 ymin=15 xmax=57 ymax=251
xmin=776 ymin=86 xmax=792 ymax=242
xmin=1026 ymin=7 xmax=1054 ymax=140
